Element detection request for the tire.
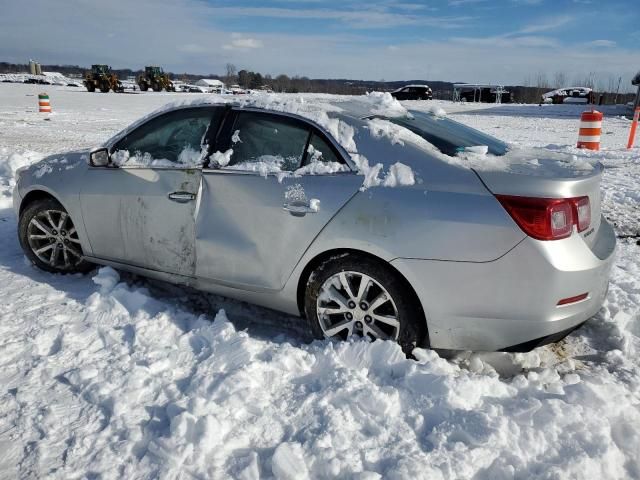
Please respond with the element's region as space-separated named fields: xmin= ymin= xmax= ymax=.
xmin=99 ymin=82 xmax=110 ymax=93
xmin=304 ymin=254 xmax=427 ymax=354
xmin=86 ymin=83 xmax=95 ymax=93
xmin=18 ymin=198 xmax=93 ymax=274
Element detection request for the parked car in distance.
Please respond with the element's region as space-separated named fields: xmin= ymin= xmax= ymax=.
xmin=13 ymin=97 xmax=615 ymax=354
xmin=187 ymin=85 xmax=208 ymax=93
xmin=390 ymin=85 xmax=433 ymax=101
xmin=541 ymin=87 xmax=595 ymax=104
xmin=455 ymin=84 xmax=513 ymax=103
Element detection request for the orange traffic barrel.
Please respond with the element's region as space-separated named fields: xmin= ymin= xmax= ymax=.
xmin=627 ymin=107 xmax=639 ymax=149
xmin=577 ymin=110 xmax=602 ymax=150
xmin=38 ymin=93 xmax=51 ymax=113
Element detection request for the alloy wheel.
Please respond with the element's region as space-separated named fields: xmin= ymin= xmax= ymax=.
xmin=26 ymin=209 xmax=84 ymax=270
xmin=317 ymin=271 xmax=400 ymax=341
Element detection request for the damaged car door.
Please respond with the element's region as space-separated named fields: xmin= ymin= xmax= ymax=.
xmin=195 ymin=109 xmax=362 ymax=290
xmin=80 ymin=107 xmax=224 ymax=277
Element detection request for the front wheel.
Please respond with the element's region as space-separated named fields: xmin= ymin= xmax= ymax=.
xmin=19 ymin=198 xmax=93 ymax=274
xmin=304 ymin=254 xmax=426 ymax=354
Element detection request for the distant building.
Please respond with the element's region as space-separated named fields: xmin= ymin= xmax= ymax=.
xmin=196 ymin=79 xmax=225 ymax=92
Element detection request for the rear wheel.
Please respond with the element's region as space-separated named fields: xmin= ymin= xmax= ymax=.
xmin=19 ymin=198 xmax=92 ymax=274
xmin=99 ymin=81 xmax=110 ymax=93
xmin=304 ymin=254 xmax=426 ymax=354
xmin=86 ymin=83 xmax=95 ymax=92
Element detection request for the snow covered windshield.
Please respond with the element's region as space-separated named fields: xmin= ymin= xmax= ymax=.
xmin=378 ymin=111 xmax=509 ymax=157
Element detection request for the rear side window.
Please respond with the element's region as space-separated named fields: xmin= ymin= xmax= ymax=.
xmin=226 ymin=112 xmax=310 ymax=172
xmin=382 ymin=112 xmax=508 ymax=157
xmin=112 ymin=108 xmax=221 ymax=167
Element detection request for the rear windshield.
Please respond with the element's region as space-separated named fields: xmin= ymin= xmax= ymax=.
xmin=376 ymin=111 xmax=508 ymax=157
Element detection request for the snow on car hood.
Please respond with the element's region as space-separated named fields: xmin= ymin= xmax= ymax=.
xmin=23 ymin=149 xmax=88 ymax=178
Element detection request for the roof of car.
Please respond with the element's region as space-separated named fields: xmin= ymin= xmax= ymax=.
xmin=147 ymin=94 xmax=409 ymax=122
xmin=105 ymin=93 xmax=412 ymax=153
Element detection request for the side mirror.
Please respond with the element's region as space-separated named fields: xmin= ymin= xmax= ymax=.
xmin=89 ymin=148 xmax=110 ymax=167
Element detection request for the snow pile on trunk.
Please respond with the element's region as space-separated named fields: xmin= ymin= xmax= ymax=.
xmin=366 ymin=117 xmax=598 ymax=177
xmin=456 ymin=146 xmax=598 ymax=176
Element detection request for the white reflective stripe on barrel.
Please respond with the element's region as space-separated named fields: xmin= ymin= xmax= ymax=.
xmin=579 ymin=121 xmax=602 ymax=129
xmin=577 ymin=135 xmax=600 ymax=143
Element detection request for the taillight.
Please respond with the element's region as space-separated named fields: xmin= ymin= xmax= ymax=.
xmin=496 ymin=195 xmax=590 ymax=241
xmin=575 ymin=196 xmax=591 ymax=232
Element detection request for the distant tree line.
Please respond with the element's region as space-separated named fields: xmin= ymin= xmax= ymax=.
xmin=1 ymin=61 xmax=635 ymax=104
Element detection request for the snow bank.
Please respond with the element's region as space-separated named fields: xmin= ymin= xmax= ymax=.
xmin=0 ymin=147 xmax=43 ymax=208
xmin=1 ymin=260 xmax=639 ymax=479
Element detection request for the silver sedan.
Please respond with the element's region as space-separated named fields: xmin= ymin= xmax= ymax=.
xmin=12 ymin=98 xmax=616 ymax=352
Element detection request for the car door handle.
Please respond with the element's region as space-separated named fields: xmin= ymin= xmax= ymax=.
xmin=168 ymin=191 xmax=196 ymax=203
xmin=283 ymin=200 xmax=319 ymax=216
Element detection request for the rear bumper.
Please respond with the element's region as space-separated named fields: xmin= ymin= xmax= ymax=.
xmin=391 ymin=217 xmax=616 ymax=351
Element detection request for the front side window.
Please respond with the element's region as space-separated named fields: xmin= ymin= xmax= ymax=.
xmin=224 ymin=112 xmax=310 ymax=173
xmin=305 ymin=134 xmax=341 ymax=165
xmin=112 ymin=108 xmax=216 ymax=168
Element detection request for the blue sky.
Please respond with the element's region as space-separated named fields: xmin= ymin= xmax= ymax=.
xmin=1 ymin=0 xmax=638 ymax=87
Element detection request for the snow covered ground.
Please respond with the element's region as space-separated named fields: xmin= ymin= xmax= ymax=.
xmin=0 ymin=84 xmax=638 ymax=479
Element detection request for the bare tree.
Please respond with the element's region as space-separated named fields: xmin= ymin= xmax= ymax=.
xmin=225 ymin=63 xmax=237 ymax=86
xmin=553 ymin=72 xmax=567 ymax=88
xmin=535 ymin=71 xmax=550 ymax=89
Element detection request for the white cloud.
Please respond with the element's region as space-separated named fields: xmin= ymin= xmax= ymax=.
xmin=586 ymin=39 xmax=617 ymax=48
xmin=452 ymin=35 xmax=559 ymax=48
xmin=209 ymin=6 xmax=473 ymax=29
xmin=515 ymin=15 xmax=573 ymax=35
xmin=223 ymin=35 xmax=264 ymax=50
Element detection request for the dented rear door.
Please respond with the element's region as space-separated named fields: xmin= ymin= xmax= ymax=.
xmin=195 ymin=171 xmax=361 ymax=290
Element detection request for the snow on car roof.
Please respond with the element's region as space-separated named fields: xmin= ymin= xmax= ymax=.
xmin=106 ymin=92 xmax=411 ymax=153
